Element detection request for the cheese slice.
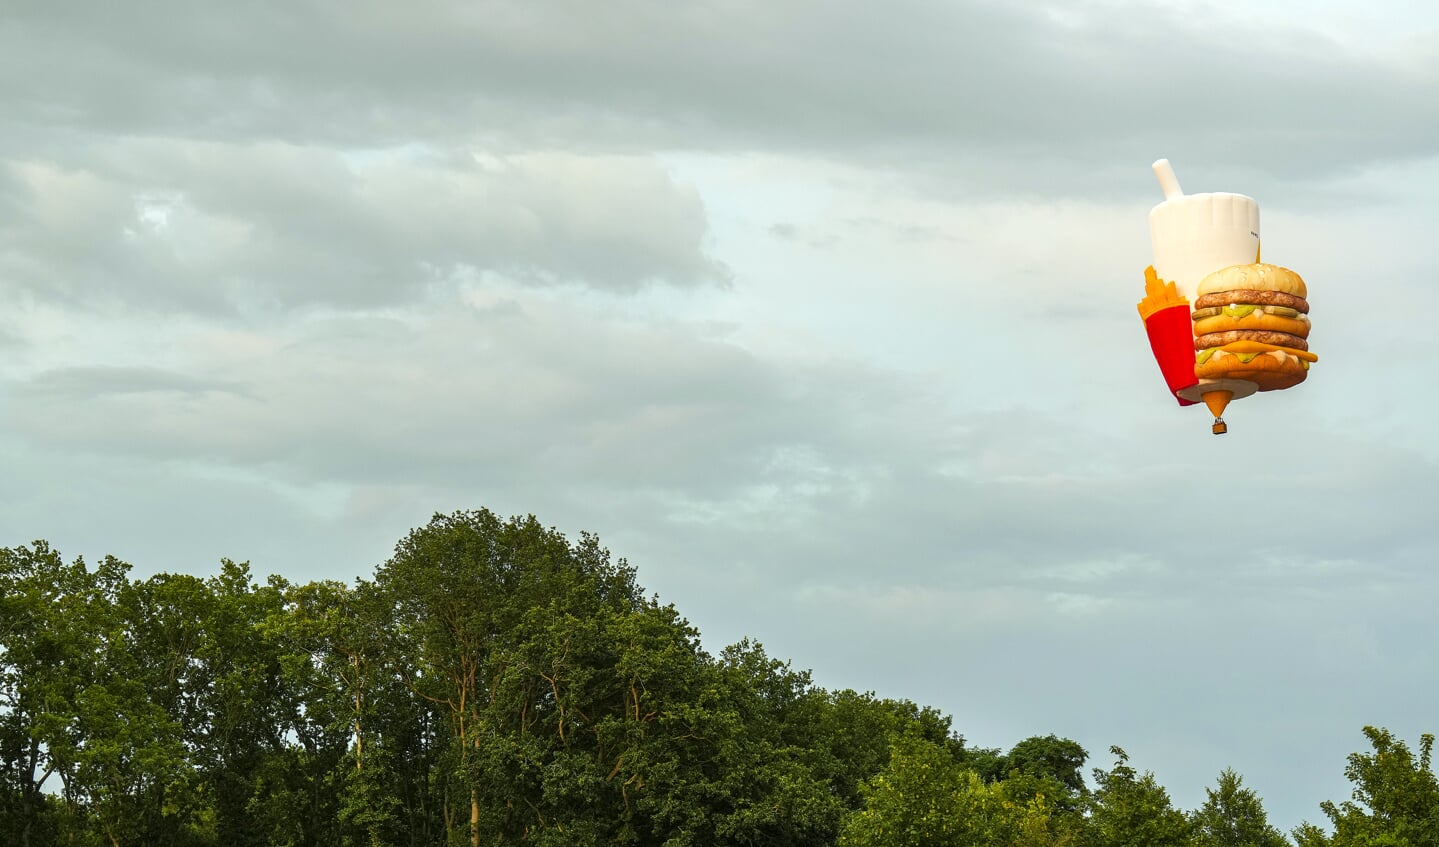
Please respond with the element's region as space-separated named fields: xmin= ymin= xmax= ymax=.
xmin=1207 ymin=339 xmax=1318 ymax=363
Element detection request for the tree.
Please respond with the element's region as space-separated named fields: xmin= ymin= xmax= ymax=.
xmin=806 ymin=688 xmax=987 ymax=811
xmin=839 ymin=730 xmax=1069 ymax=847
xmin=1293 ymin=726 xmax=1439 ymax=847
xmin=1 ymin=542 xmax=93 ymax=846
xmin=610 ymin=629 xmax=843 ymax=847
xmin=1002 ymin=735 xmax=1089 ymax=813
xmin=1081 ymin=746 xmax=1191 ymax=847
xmin=1191 ymin=768 xmax=1288 ymax=847
xmin=286 ymin=579 xmax=407 ymax=847
xmin=1 ymin=547 xmax=201 ymax=847
xmin=372 ymin=509 xmax=643 ymax=847
xmin=120 ymin=571 xmax=222 ymax=844
xmin=189 ymin=561 xmax=306 ymax=847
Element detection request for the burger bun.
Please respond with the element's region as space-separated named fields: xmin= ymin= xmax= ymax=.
xmin=1197 ymin=263 xmax=1307 ymax=298
xmin=1195 ymin=348 xmax=1309 ymax=391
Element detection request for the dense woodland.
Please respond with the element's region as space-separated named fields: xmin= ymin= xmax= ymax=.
xmin=2 ymin=509 xmax=1435 ymax=847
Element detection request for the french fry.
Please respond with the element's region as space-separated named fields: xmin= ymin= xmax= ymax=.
xmin=1137 ymin=266 xmax=1188 ymax=320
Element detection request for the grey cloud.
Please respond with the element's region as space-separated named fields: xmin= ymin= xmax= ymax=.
xmin=0 ymin=144 xmax=727 ymax=311
xmin=0 ymin=433 xmax=393 ymax=584
xmin=6 ymin=290 xmax=1432 ymax=603
xmin=3 ymin=1 xmax=1434 ymax=199
xmin=25 ymin=366 xmax=246 ymax=398
xmin=2 ymin=296 xmax=817 ymax=491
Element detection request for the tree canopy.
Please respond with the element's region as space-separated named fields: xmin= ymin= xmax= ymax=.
xmin=1 ymin=509 xmax=1429 ymax=846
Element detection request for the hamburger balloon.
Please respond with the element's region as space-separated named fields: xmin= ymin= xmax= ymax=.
xmin=1192 ymin=263 xmax=1315 ymax=391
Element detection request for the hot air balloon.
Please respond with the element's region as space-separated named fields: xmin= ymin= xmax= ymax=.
xmin=1137 ymin=159 xmax=1315 ymax=434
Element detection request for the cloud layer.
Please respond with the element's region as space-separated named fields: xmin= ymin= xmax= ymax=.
xmin=4 ymin=1 xmax=1435 ymax=196
xmin=0 ymin=145 xmax=725 ymax=312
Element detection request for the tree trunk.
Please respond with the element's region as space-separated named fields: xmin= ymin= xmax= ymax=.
xmin=353 ymin=652 xmax=364 ymax=771
xmin=470 ymin=788 xmax=480 ymax=847
xmin=444 ymin=791 xmax=454 ymax=844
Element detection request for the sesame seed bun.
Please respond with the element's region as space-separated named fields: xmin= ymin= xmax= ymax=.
xmin=1196 ymin=263 xmax=1307 ymax=298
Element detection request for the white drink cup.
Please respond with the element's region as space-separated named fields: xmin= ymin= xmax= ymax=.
xmin=1147 ymin=160 xmax=1261 ymax=300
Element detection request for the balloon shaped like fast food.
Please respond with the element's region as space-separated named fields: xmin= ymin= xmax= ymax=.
xmin=1136 ymin=159 xmax=1315 ymax=434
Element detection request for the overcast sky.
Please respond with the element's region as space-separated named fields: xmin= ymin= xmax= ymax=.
xmin=4 ymin=0 xmax=1438 ymax=830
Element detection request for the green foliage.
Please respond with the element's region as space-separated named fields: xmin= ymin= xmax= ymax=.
xmin=1 ymin=514 xmax=1427 ymax=847
xmin=1082 ymin=746 xmax=1192 ymax=847
xmin=1 ymin=546 xmax=209 ymax=846
xmin=998 ymin=735 xmax=1090 ymax=815
xmin=1294 ymin=727 xmax=1439 ymax=847
xmin=1006 ymin=735 xmax=1088 ymax=793
xmin=839 ymin=730 xmax=1070 ymax=847
xmin=372 ymin=509 xmax=650 ymax=845
xmin=1191 ymin=768 xmax=1288 ymax=847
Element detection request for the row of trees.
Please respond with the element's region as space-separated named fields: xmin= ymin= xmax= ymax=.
xmin=2 ymin=509 xmax=1435 ymax=846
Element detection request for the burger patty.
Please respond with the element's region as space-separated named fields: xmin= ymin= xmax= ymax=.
xmin=1193 ymin=289 xmax=1309 ymax=313
xmin=1194 ymin=330 xmax=1309 ymax=351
